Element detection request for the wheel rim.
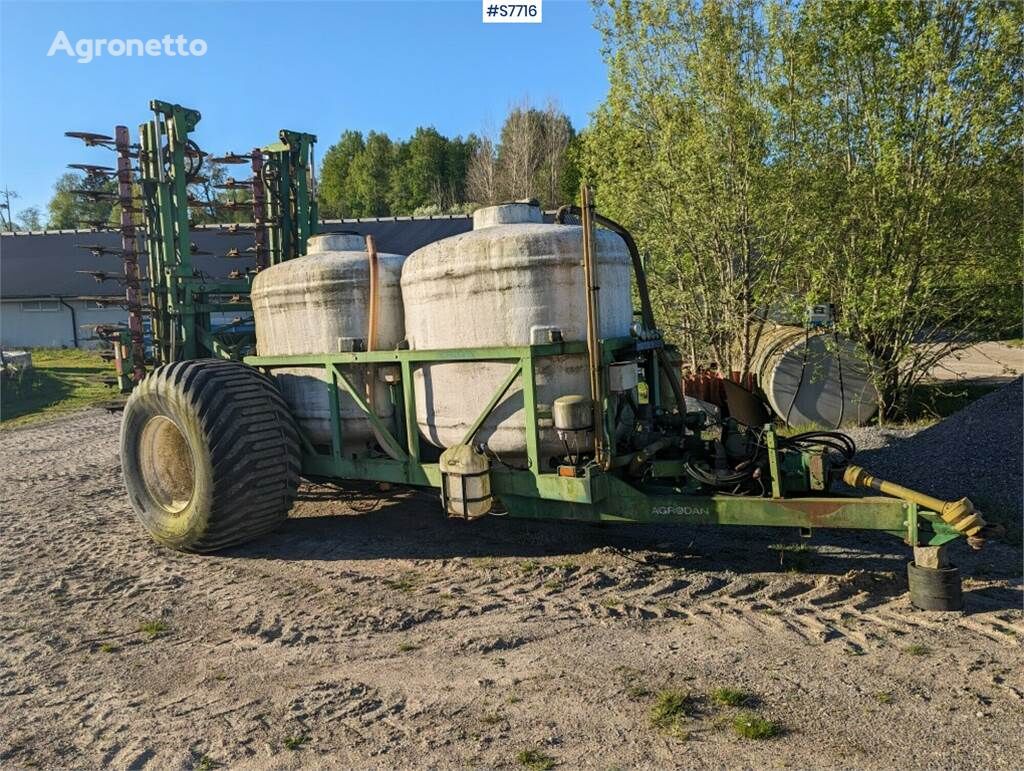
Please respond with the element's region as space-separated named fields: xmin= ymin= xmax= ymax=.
xmin=138 ymin=415 xmax=195 ymax=514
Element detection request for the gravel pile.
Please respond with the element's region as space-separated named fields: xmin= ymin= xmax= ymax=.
xmin=843 ymin=377 xmax=1023 ymax=530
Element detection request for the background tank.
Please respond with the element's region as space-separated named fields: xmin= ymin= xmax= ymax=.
xmin=401 ymin=202 xmax=632 ymax=465
xmin=251 ymin=233 xmax=406 ymax=449
xmin=752 ymin=323 xmax=878 ymax=427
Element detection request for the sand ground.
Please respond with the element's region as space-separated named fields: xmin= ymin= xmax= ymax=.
xmin=1 ymin=409 xmax=1022 ymax=769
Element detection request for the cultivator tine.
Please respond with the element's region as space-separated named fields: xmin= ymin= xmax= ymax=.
xmin=70 ymin=189 xmax=120 ymax=201
xmin=65 ymin=131 xmax=115 ymax=148
xmin=215 ymin=224 xmax=256 ymax=236
xmin=77 ymin=244 xmax=123 ymax=257
xmin=213 ymin=177 xmax=255 ymax=190
xmin=209 ymin=152 xmax=253 ymax=164
xmin=68 ymin=163 xmax=117 ymax=180
xmin=78 ymin=221 xmax=113 ymax=231
xmin=76 ymin=269 xmax=116 ymax=283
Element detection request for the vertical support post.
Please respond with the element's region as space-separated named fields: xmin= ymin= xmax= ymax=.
xmin=580 ymin=183 xmax=607 ymax=468
xmin=114 ymin=125 xmax=145 ymax=386
xmin=905 ymin=501 xmax=919 ymax=546
xmin=169 ymin=108 xmax=195 ymax=359
xmin=328 ymin=365 xmax=342 ymax=461
xmin=401 ymin=359 xmax=419 ymax=462
xmin=250 ymin=148 xmax=268 ymax=272
xmin=521 ymin=352 xmax=540 ymax=472
xmin=765 ymin=425 xmax=782 ymax=498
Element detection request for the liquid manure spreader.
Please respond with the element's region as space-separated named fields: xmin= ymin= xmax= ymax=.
xmin=68 ymin=100 xmax=1001 ymax=612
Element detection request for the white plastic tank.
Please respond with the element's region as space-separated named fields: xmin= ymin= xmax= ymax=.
xmin=753 ymin=323 xmax=878 ymax=427
xmin=400 ymin=202 xmax=633 ymax=465
xmin=251 ymin=232 xmax=406 ymax=449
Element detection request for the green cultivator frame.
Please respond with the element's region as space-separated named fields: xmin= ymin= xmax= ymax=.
xmin=243 ymin=340 xmax=967 ymax=548
xmin=94 ymin=100 xmax=996 ymax=612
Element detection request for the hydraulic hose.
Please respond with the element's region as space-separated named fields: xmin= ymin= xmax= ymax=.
xmin=555 ymin=206 xmax=655 ymax=330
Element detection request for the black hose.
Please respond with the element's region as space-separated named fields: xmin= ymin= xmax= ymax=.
xmin=778 ymin=430 xmax=856 ymax=467
xmin=58 ymin=296 xmax=79 ymax=348
xmin=555 ymin=205 xmax=655 ymax=330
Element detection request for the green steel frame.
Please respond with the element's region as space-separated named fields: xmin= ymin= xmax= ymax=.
xmin=137 ymin=100 xmax=316 ymax=366
xmin=244 ymin=339 xmax=962 ymax=549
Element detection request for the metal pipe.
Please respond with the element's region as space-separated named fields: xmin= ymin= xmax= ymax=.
xmin=366 ymin=234 xmax=380 ymax=353
xmin=57 ymin=296 xmax=78 ymax=348
xmin=362 ymin=234 xmax=402 ymax=461
xmin=580 ymin=185 xmax=608 ymax=468
xmin=152 ymin=115 xmax=165 ymax=183
xmin=843 ymin=465 xmax=986 ymax=537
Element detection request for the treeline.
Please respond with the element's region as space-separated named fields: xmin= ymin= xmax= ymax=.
xmin=317 ymin=101 xmax=580 ymax=218
xmin=583 ymin=0 xmax=1022 ymax=419
xmin=22 ymin=100 xmax=582 ymax=229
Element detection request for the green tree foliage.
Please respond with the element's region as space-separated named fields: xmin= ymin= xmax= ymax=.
xmin=317 ymin=105 xmax=577 ymax=217
xmin=585 ymin=0 xmax=800 ymax=374
xmin=585 ymin=0 xmax=1022 ymax=418
xmin=390 ymin=127 xmax=459 ymax=213
xmin=782 ymin=0 xmax=1023 ymax=418
xmin=189 ymin=162 xmax=249 ymax=225
xmin=16 ymin=207 xmax=43 ymax=230
xmin=348 ymin=131 xmax=395 ymax=217
xmin=318 ymin=130 xmax=365 ymax=218
xmin=47 ymin=172 xmax=116 ymax=229
xmin=318 ymin=127 xmax=475 ymax=217
xmin=480 ymin=101 xmax=577 ymax=207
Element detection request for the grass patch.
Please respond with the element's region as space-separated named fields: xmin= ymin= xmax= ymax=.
xmin=97 ymin=642 xmax=119 ymax=654
xmin=731 ymin=712 xmax=781 ymax=740
xmin=282 ymin=735 xmax=307 ymax=751
xmin=481 ymin=711 xmax=504 ymax=726
xmin=516 ymin=748 xmax=556 ymax=770
xmin=711 ymin=687 xmax=751 ymax=707
xmin=139 ymin=619 xmax=169 ymax=640
xmin=999 ymin=338 xmax=1024 ymax=348
xmin=1 ymin=348 xmax=117 ymax=428
xmin=626 ymin=684 xmax=651 ymax=699
xmin=397 ymin=641 xmax=420 ymax=652
xmin=768 ymin=543 xmax=815 ymax=572
xmin=874 ymin=691 xmax=893 ymax=704
xmin=599 ymin=595 xmax=622 ymax=609
xmin=904 ymin=644 xmax=932 ymax=656
xmin=194 ymin=755 xmax=221 ymax=771
xmin=518 ymin=560 xmax=540 ymax=575
xmin=384 ymin=573 xmax=419 ymax=592
xmin=649 ymin=690 xmax=693 ymax=737
xmin=542 ymin=579 xmax=564 ymax=591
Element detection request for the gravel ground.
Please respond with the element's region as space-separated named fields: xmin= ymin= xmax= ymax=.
xmin=0 ymin=404 xmax=1021 ymax=769
xmin=845 ymin=377 xmax=1023 ymax=532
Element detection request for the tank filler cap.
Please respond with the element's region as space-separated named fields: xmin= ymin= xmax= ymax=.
xmin=472 ymin=201 xmax=543 ymax=230
xmin=306 ymin=232 xmax=367 ymax=253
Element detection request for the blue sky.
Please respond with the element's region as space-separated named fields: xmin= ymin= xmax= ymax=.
xmin=0 ymin=0 xmax=608 ymax=220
